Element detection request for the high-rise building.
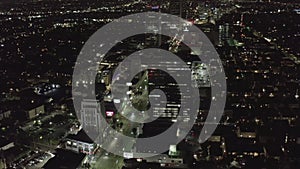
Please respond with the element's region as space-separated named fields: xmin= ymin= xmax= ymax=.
xmin=218 ymin=23 xmax=230 ymax=46
xmin=145 ymin=56 xmax=194 ymax=121
xmin=191 ymin=62 xmax=211 ymax=88
xmin=169 ymin=0 xmax=183 ymax=18
xmin=80 ymin=99 xmax=101 ymax=134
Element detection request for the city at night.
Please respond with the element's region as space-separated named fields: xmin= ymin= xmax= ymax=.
xmin=0 ymin=0 xmax=299 ymax=169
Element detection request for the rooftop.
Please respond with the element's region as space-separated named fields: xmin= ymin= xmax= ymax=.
xmin=42 ymin=149 xmax=85 ymax=169
xmin=66 ymin=129 xmax=94 ymax=144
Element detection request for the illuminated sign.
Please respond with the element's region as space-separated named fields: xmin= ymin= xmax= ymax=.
xmin=106 ymin=111 xmax=114 ymax=117
xmin=124 ymin=152 xmax=133 ymax=159
xmin=151 ymin=6 xmax=160 ymax=10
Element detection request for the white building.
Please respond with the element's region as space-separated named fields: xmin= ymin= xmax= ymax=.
xmin=65 ymin=130 xmax=97 ymax=155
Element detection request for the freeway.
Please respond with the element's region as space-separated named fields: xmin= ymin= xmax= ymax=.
xmin=91 ymin=153 xmax=123 ymax=169
xmin=91 ymin=113 xmax=140 ymax=169
xmin=91 ymin=68 xmax=151 ymax=168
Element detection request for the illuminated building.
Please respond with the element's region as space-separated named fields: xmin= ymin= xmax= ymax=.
xmin=80 ymin=99 xmax=101 ymax=133
xmin=65 ymin=130 xmax=97 ymax=155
